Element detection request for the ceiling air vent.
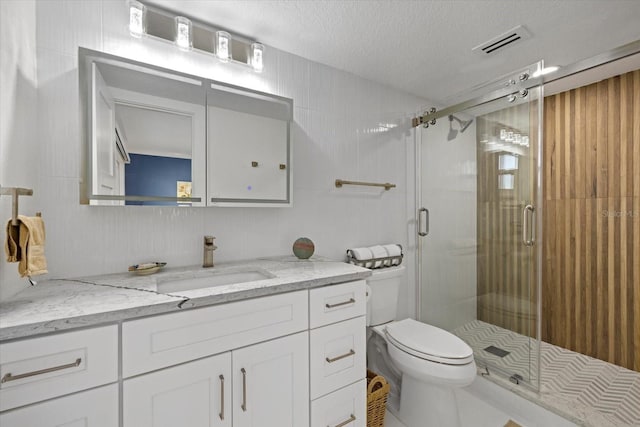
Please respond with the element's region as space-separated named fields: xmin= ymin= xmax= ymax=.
xmin=473 ymin=25 xmax=531 ymax=55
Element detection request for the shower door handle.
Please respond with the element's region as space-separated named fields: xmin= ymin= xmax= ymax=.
xmin=522 ymin=204 xmax=535 ymax=246
xmin=418 ymin=208 xmax=429 ymax=237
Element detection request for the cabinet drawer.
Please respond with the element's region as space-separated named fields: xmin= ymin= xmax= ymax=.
xmin=122 ymin=290 xmax=308 ymax=377
xmin=0 ymin=384 xmax=119 ymax=427
xmin=309 ymin=281 xmax=366 ymax=329
xmin=310 ymin=316 xmax=366 ymax=399
xmin=0 ymin=383 xmax=118 ymax=427
xmin=311 ymin=380 xmax=366 ymax=427
xmin=0 ymin=325 xmax=118 ymax=411
xmin=123 ymin=353 xmax=231 ymax=427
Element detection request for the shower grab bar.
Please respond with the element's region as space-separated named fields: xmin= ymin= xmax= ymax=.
xmin=522 ymin=205 xmax=535 ymax=246
xmin=418 ymin=208 xmax=429 ymax=237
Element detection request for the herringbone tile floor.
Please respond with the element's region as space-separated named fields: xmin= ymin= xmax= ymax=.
xmin=454 ymin=320 xmax=640 ymax=426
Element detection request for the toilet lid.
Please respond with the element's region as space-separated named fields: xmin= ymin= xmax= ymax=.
xmin=385 ymin=319 xmax=474 ymax=365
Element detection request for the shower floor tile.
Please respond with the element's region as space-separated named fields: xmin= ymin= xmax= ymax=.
xmin=453 ymin=320 xmax=640 ymax=427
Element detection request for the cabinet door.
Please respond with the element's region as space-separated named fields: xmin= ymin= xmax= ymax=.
xmin=0 ymin=384 xmax=118 ymax=427
xmin=232 ymin=332 xmax=309 ymax=427
xmin=123 ymin=353 xmax=231 ymax=427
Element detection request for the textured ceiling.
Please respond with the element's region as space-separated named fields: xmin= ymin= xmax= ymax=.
xmin=145 ymin=0 xmax=640 ymax=103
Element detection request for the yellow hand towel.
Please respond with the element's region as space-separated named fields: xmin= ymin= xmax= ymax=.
xmin=16 ymin=215 xmax=48 ymax=277
xmin=5 ymin=221 xmax=20 ymax=262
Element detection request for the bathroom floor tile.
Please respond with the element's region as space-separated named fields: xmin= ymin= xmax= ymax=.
xmin=384 ymin=410 xmax=406 ymax=427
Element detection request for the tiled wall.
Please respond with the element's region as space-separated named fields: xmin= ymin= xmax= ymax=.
xmin=0 ymin=0 xmax=427 ymax=321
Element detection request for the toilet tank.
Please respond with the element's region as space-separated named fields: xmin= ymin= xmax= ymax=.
xmin=367 ymin=265 xmax=405 ymax=326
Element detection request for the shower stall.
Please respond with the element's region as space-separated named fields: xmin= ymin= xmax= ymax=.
xmin=416 ymin=62 xmax=544 ymax=389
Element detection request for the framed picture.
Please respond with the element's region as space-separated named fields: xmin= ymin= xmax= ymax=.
xmin=177 ymin=181 xmax=192 ymax=205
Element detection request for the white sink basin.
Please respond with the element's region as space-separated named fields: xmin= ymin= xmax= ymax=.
xmin=157 ymin=269 xmax=273 ymax=293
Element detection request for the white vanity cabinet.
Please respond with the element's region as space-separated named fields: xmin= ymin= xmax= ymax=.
xmin=122 ymin=290 xmax=310 ymax=427
xmin=0 ymin=276 xmax=368 ymax=427
xmin=122 ymin=332 xmax=309 ymax=427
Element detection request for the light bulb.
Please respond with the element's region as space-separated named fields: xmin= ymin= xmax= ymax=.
xmin=251 ymin=43 xmax=264 ymax=72
xmin=216 ymin=31 xmax=231 ymax=62
xmin=128 ymin=0 xmax=145 ymax=38
xmin=174 ymin=16 xmax=193 ymax=51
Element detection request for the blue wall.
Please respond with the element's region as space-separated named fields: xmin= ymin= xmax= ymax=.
xmin=125 ymin=154 xmax=191 ymax=206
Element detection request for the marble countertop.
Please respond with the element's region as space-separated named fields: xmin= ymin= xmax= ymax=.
xmin=0 ymin=256 xmax=371 ymax=341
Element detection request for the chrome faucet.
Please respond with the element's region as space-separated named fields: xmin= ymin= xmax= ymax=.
xmin=203 ymin=236 xmax=217 ymax=268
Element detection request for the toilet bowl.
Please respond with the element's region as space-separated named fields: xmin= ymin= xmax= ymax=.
xmin=366 ymin=266 xmax=476 ymax=427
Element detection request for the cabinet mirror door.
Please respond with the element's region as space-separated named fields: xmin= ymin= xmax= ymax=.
xmin=81 ymin=48 xmax=206 ymax=206
xmin=207 ymin=83 xmax=292 ymax=206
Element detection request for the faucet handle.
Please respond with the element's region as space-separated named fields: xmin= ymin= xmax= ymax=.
xmin=204 ymin=236 xmax=217 ymax=250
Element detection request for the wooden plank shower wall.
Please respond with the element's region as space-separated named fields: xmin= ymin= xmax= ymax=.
xmin=543 ymin=69 xmax=640 ymax=371
xmin=477 ymin=70 xmax=640 ymax=372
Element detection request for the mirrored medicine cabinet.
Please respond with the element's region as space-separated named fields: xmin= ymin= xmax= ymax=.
xmin=79 ymin=48 xmax=292 ymax=207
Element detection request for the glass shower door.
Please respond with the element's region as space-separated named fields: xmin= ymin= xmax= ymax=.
xmin=417 ymin=65 xmax=542 ymax=388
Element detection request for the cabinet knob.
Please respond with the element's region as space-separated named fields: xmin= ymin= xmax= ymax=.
xmin=279 ymin=164 xmax=286 ymax=170
xmin=251 ymin=161 xmax=259 ymax=167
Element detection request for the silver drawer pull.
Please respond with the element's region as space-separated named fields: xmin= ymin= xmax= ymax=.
xmin=219 ymin=374 xmax=225 ymax=420
xmin=326 ymin=349 xmax=355 ymax=363
xmin=241 ymin=368 xmax=247 ymax=412
xmin=325 ymin=298 xmax=355 ymax=309
xmin=1 ymin=358 xmax=82 ymax=383
xmin=330 ymin=414 xmax=356 ymax=427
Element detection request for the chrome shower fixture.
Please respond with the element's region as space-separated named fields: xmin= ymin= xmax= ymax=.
xmin=447 ymin=114 xmax=473 ymax=140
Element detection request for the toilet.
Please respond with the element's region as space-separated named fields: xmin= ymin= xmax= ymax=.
xmin=366 ymin=265 xmax=476 ymax=427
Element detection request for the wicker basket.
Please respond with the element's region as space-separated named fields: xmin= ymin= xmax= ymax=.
xmin=366 ymin=369 xmax=390 ymax=427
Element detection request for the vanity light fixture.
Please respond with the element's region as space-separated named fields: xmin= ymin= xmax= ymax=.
xmin=251 ymin=42 xmax=264 ymax=72
xmin=174 ymin=16 xmax=193 ymax=51
xmin=215 ymin=31 xmax=232 ymax=62
xmin=128 ymin=3 xmax=266 ymax=72
xmin=128 ymin=0 xmax=146 ymax=38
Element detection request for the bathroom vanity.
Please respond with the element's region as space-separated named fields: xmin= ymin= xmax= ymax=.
xmin=0 ymin=257 xmax=370 ymax=427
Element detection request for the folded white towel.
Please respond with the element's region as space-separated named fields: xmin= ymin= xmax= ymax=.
xmin=369 ymin=245 xmax=387 ymax=268
xmin=382 ymin=243 xmax=402 ymax=266
xmin=348 ymin=247 xmax=374 ymax=268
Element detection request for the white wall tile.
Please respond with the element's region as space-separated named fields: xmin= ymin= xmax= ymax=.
xmin=36 ymin=0 xmax=103 ymax=56
xmin=37 ymin=49 xmax=80 ymax=178
xmin=0 ymin=0 xmax=39 ymax=300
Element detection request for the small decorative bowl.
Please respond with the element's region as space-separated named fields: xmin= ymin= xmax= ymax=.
xmin=128 ymin=262 xmax=167 ymax=276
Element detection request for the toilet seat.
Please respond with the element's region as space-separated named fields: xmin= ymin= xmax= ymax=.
xmin=385 ymin=319 xmax=473 ymax=366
